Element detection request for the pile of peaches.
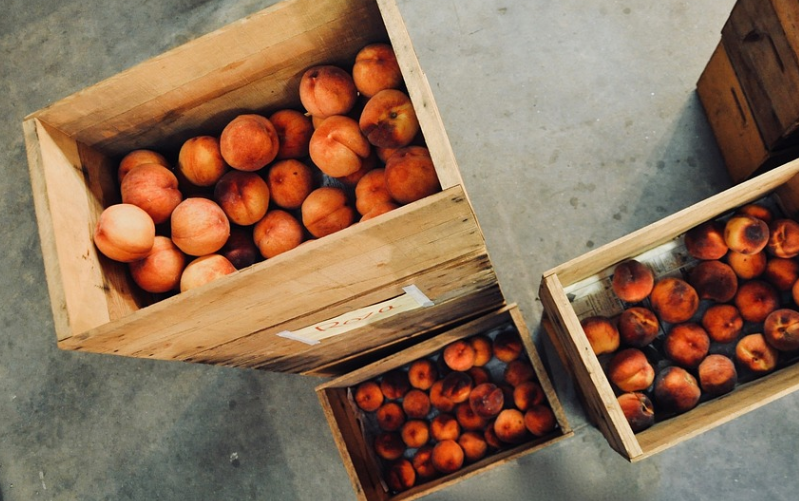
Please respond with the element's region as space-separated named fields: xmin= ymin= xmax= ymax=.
xmin=92 ymin=42 xmax=441 ymax=294
xmin=581 ymin=201 xmax=799 ymax=433
xmin=351 ymin=328 xmax=559 ymax=493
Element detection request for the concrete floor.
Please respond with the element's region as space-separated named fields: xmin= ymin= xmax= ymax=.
xmin=3 ymin=0 xmax=798 ymax=499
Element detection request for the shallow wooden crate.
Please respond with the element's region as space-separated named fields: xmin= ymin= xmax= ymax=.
xmin=22 ymin=0 xmax=504 ymax=375
xmin=539 ymin=158 xmax=799 ymax=461
xmin=316 ymin=305 xmax=573 ymax=501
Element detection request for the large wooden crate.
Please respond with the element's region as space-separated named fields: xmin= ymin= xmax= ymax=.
xmin=317 ymin=305 xmax=573 ymax=501
xmin=539 ymin=159 xmax=799 ymax=461
xmin=22 ymin=0 xmax=504 ymax=375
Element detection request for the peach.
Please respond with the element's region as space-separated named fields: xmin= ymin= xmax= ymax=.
xmin=360 ymin=202 xmax=399 ymax=221
xmin=493 ymin=330 xmax=524 ymax=362
xmin=698 ymin=354 xmax=737 ymax=396
xmin=734 ymin=279 xmax=780 ymax=323
xmin=611 ymin=259 xmax=655 ymax=302
xmin=430 ymin=414 xmax=461 ymax=442
xmin=384 ymin=146 xmax=440 ymax=205
xmin=376 ymin=402 xmax=406 ymax=431
xmin=504 ymin=359 xmax=536 ymax=387
xmin=687 ymin=260 xmax=738 ymax=302
xmin=373 ymin=431 xmax=405 ymax=461
xmin=309 ymin=115 xmax=371 ymax=178
xmin=701 ymin=304 xmax=744 ymax=343
xmin=737 ymin=203 xmax=773 ymax=224
xmin=764 ymin=308 xmax=799 ymax=351
xmin=352 ymin=43 xmax=403 ymax=98
xmin=617 ymin=392 xmax=655 ymax=433
xmin=767 ymin=219 xmax=799 ymax=258
xmin=727 ymin=250 xmax=767 ymax=279
xmin=407 ymin=359 xmax=438 ymax=390
xmin=93 ymin=204 xmax=155 ymax=263
xmin=663 ymin=323 xmax=710 ymax=369
xmin=381 ymin=369 xmax=411 ymax=400
xmin=213 ymin=171 xmax=269 ymax=226
xmin=724 ymin=215 xmax=770 ymax=255
xmin=129 ymin=236 xmax=186 ymax=293
xmin=493 ymin=409 xmax=528 ymax=444
xmin=617 ymin=306 xmax=660 ymax=348
xmin=265 ymin=159 xmax=315 ymax=210
xmin=220 ymin=227 xmax=260 ymax=269
xmin=355 ymin=168 xmax=394 ymax=216
xmin=468 ymin=335 xmax=493 ymax=367
xmin=458 ymin=431 xmax=488 ymax=463
xmin=439 ymin=371 xmax=473 ymax=404
xmin=523 ymin=405 xmax=557 ymax=437
xmin=793 ymin=278 xmax=799 ymax=307
xmin=412 ymin=446 xmax=437 ymax=479
xmin=338 ymin=154 xmax=378 ymax=189
xmin=469 ymin=383 xmax=504 ymax=418
xmin=653 ymin=366 xmax=701 ymax=414
xmin=606 ymin=348 xmax=655 ymax=391
xmin=763 ymin=257 xmax=799 ymax=291
xmin=301 ymin=187 xmax=355 ymax=238
xmin=220 ymin=114 xmax=280 ymax=172
xmin=299 ymin=65 xmax=358 ymax=119
xmin=118 ymin=149 xmax=169 ymax=184
xmin=269 ymin=109 xmax=313 ymax=160
xmin=177 ymin=136 xmax=229 ymax=187
xmin=354 ymin=380 xmax=384 ymax=412
xmin=684 ymin=220 xmax=729 ymax=260
xmin=253 ymin=210 xmax=304 ymax=259
xmin=400 ymin=420 xmax=429 ymax=449
xmin=359 ymin=89 xmax=419 ymax=149
xmin=429 ymin=380 xmax=456 ymax=413
xmin=456 ymin=402 xmax=488 ymax=431
xmin=443 ymin=340 xmax=476 ymax=372
xmin=467 ymin=366 xmax=491 ymax=386
xmin=431 ymin=440 xmax=464 ymax=474
xmin=120 ymin=163 xmax=182 ymax=224
xmin=649 ymin=277 xmax=699 ymax=324
xmin=386 ymin=458 xmax=416 ymax=493
xmin=179 ymin=254 xmax=236 ymax=292
xmin=736 ymin=333 xmax=779 ymax=373
xmin=170 ymin=198 xmax=230 ymax=256
xmin=580 ymin=315 xmax=620 ymax=355
xmin=483 ymin=424 xmax=502 ymax=449
xmin=402 ymin=389 xmax=431 ymax=419
xmin=513 ymin=381 xmax=545 ymax=412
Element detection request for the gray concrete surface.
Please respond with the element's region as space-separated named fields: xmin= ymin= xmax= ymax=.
xmin=3 ymin=0 xmax=797 ymax=499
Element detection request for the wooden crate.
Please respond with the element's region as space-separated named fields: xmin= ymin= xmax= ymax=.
xmin=22 ymin=0 xmax=504 ymax=375
xmin=539 ymin=158 xmax=799 ymax=461
xmin=316 ymin=305 xmax=573 ymax=501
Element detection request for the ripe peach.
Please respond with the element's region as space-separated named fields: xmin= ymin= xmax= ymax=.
xmin=606 ymin=348 xmax=655 ymax=391
xmin=469 ymin=383 xmax=504 ymax=418
xmin=701 ymin=304 xmax=744 ymax=343
xmin=213 ymin=171 xmax=269 ymax=226
xmin=650 ymin=277 xmax=699 ymax=324
xmin=386 ymin=458 xmax=416 ymax=493
xmin=377 ymin=402 xmax=406 ymax=431
xmin=309 ymin=115 xmax=371 ymax=178
xmin=493 ymin=330 xmax=524 ymax=362
xmin=120 ymin=164 xmax=182 ymax=224
xmin=170 ymin=198 xmax=230 ymax=256
xmin=355 ymin=168 xmax=394 ymax=216
xmin=764 ymin=308 xmax=799 ymax=351
xmin=493 ymin=409 xmax=528 ymax=444
xmin=269 ymin=109 xmax=313 ymax=160
xmin=727 ymin=250 xmax=767 ymax=279
xmin=179 ymin=254 xmax=236 ymax=292
xmin=734 ymin=279 xmax=780 ymax=323
xmin=93 ymin=204 xmax=155 ymax=263
xmin=373 ymin=431 xmax=405 ymax=461
xmin=177 ymin=136 xmax=229 ymax=186
xmin=129 ymin=236 xmax=186 ymax=293
xmin=431 ymin=440 xmax=464 ymax=474
xmin=456 ymin=402 xmax=488 ymax=431
xmin=663 ymin=323 xmax=710 ymax=369
xmin=653 ymin=366 xmax=701 ymax=414
xmin=468 ymin=335 xmax=493 ymax=367
xmin=360 ymin=202 xmax=399 ymax=221
xmin=767 ymin=219 xmax=799 ymax=258
xmin=430 ymin=413 xmax=461 ymax=442
xmin=352 ymin=43 xmax=403 ymax=98
xmin=384 ymin=146 xmax=440 ymax=205
xmin=412 ymin=446 xmax=437 ymax=479
xmin=440 ymin=371 xmax=473 ymax=404
xmin=253 ymin=210 xmax=304 ymax=259
xmin=763 ymin=257 xmax=799 ymax=291
xmin=402 ymin=389 xmax=431 ymax=419
xmin=458 ymin=431 xmax=488 ymax=463
xmin=359 ymin=89 xmax=419 ymax=149
xmin=301 ymin=187 xmax=355 ymax=238
xmin=483 ymin=424 xmax=502 ymax=449
xmin=580 ymin=315 xmax=620 ymax=355
xmin=400 ymin=420 xmax=429 ymax=449
xmin=299 ymin=65 xmax=358 ymax=119
xmin=381 ymin=369 xmax=411 ymax=400
xmin=524 ymin=405 xmax=557 ymax=437
xmin=467 ymin=367 xmax=490 ymax=386
xmin=793 ymin=279 xmax=799 ymax=307
xmin=513 ymin=381 xmax=545 ymax=412
xmin=504 ymin=359 xmax=536 ymax=387
xmin=118 ymin=149 xmax=169 ymax=184
xmin=617 ymin=306 xmax=660 ymax=348
xmin=429 ymin=380 xmax=456 ymax=413
xmin=617 ymin=392 xmax=655 ymax=433
xmin=220 ymin=114 xmax=279 ymax=172
xmin=220 ymin=227 xmax=260 ymax=269
xmin=684 ymin=220 xmax=729 ymax=260
xmin=698 ymin=354 xmax=737 ymax=396
xmin=336 ymin=150 xmax=378 ymax=187
xmin=407 ymin=359 xmax=438 ymax=390
xmin=354 ymin=380 xmax=384 ymax=412
xmin=737 ymin=203 xmax=773 ymax=224
xmin=443 ymin=340 xmax=476 ymax=372
xmin=724 ymin=215 xmax=770 ymax=255
xmin=265 ymin=159 xmax=315 ymax=210
xmin=736 ymin=333 xmax=779 ymax=373
xmin=687 ymin=260 xmax=738 ymax=302
xmin=611 ymin=259 xmax=655 ymax=302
